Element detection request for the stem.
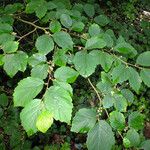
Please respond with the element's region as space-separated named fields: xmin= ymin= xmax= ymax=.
xmin=17 ymin=28 xmax=37 ymax=42
xmin=88 ymin=78 xmax=124 ymax=140
xmin=113 ymin=54 xmax=143 ymax=70
xmin=88 ymin=78 xmax=102 ymax=107
xmin=14 ymin=17 xmax=49 ymax=34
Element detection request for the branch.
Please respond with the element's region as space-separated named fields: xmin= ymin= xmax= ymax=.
xmin=14 ymin=17 xmax=50 ymax=34
xmin=88 ymin=78 xmax=102 ymax=107
xmin=17 ymin=28 xmax=37 ymax=42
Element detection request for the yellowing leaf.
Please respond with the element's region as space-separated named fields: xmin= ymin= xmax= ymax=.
xmin=36 ymin=110 xmax=53 ymax=133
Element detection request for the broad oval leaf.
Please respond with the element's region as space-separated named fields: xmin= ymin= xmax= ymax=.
xmin=83 ymin=4 xmax=95 ymax=18
xmin=35 ymin=34 xmax=54 ymax=55
xmin=28 ymin=53 xmax=47 ymax=67
xmin=36 ymin=110 xmax=53 ymax=133
xmin=54 ymin=66 xmax=79 ymax=83
xmin=128 ymin=111 xmax=144 ymax=130
xmin=73 ymin=51 xmax=98 ymax=78
xmin=94 ymin=15 xmax=110 ymax=27
xmin=44 ymin=86 xmax=73 ymax=124
xmin=53 ymin=31 xmax=73 ymax=50
xmin=71 ymin=108 xmax=97 ymax=133
xmin=53 ymin=49 xmax=67 ymax=66
xmin=113 ymin=94 xmax=127 ymax=112
xmin=31 ymin=63 xmax=49 ymax=80
xmin=0 ymin=33 xmax=15 ymax=45
xmin=49 ymin=20 xmax=61 ymax=33
xmin=20 ymin=99 xmax=42 ymax=136
xmin=13 ymin=77 xmax=44 ymax=107
xmin=2 ymin=41 xmax=19 ymax=53
xmin=114 ymin=42 xmax=137 ymax=58
xmin=111 ymin=64 xmax=129 ymax=84
xmin=125 ymin=129 xmax=140 ymax=147
xmin=140 ymin=69 xmax=150 ymax=87
xmin=90 ymin=50 xmax=114 ymax=72
xmin=86 ymin=120 xmax=115 ymax=150
xmin=72 ymin=21 xmax=85 ymax=33
xmin=103 ymin=94 xmax=114 ymax=109
xmin=109 ymin=111 xmax=125 ymax=131
xmin=88 ymin=23 xmax=101 ymax=37
xmin=3 ymin=51 xmax=28 ymax=77
xmin=128 ymin=67 xmax=142 ymax=93
xmin=121 ymin=89 xmax=134 ymax=104
xmin=53 ymin=80 xmax=73 ymax=96
xmin=136 ymin=51 xmax=150 ymax=66
xmin=60 ymin=14 xmax=72 ymax=28
xmin=85 ymin=36 xmax=106 ymax=50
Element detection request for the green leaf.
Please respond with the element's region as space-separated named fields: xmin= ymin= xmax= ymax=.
xmin=4 ymin=3 xmax=23 ymax=14
xmin=128 ymin=67 xmax=142 ymax=93
xmin=53 ymin=49 xmax=67 ymax=66
xmin=13 ymin=77 xmax=44 ymax=107
xmin=35 ymin=2 xmax=47 ymax=19
xmin=86 ymin=120 xmax=115 ymax=150
xmin=28 ymin=53 xmax=47 ymax=67
xmin=103 ymin=33 xmax=114 ymax=48
xmin=53 ymin=31 xmax=73 ymax=50
xmin=0 ymin=93 xmax=8 ymax=107
xmin=103 ymin=94 xmax=114 ymax=109
xmin=3 ymin=51 xmax=28 ymax=77
xmin=123 ymin=137 xmax=131 ymax=148
xmin=128 ymin=111 xmax=144 ymax=130
xmin=88 ymin=23 xmax=101 ymax=37
xmin=71 ymin=21 xmax=85 ymax=32
xmin=125 ymin=129 xmax=140 ymax=147
xmin=97 ymin=81 xmax=113 ymax=94
xmin=60 ymin=14 xmax=72 ymax=28
xmin=71 ymin=108 xmax=97 ymax=133
xmin=73 ymin=51 xmax=98 ymax=78
xmin=140 ymin=69 xmax=150 ymax=87
xmin=36 ymin=110 xmax=53 ymax=133
xmin=20 ymin=99 xmax=42 ymax=136
xmin=94 ymin=15 xmax=110 ymax=26
xmin=114 ymin=42 xmax=137 ymax=58
xmin=0 ymin=55 xmax=3 ymax=66
xmin=111 ymin=64 xmax=129 ymax=84
xmin=31 ymin=64 xmax=49 ymax=80
xmin=121 ymin=89 xmax=134 ymax=104
xmin=26 ymin=0 xmax=48 ymax=19
xmin=35 ymin=34 xmax=54 ymax=55
xmin=2 ymin=41 xmax=19 ymax=53
xmin=140 ymin=140 xmax=150 ymax=150
xmin=109 ymin=111 xmax=125 ymax=131
xmin=53 ymin=80 xmax=73 ymax=96
xmin=83 ymin=4 xmax=95 ymax=18
xmin=90 ymin=50 xmax=114 ymax=72
xmin=113 ymin=94 xmax=127 ymax=112
xmin=54 ymin=66 xmax=79 ymax=83
xmin=0 ymin=33 xmax=15 ymax=45
xmin=49 ymin=20 xmax=61 ymax=33
xmin=136 ymin=51 xmax=150 ymax=66
xmin=0 ymin=23 xmax=13 ymax=34
xmin=44 ymin=86 xmax=73 ymax=124
xmin=85 ymin=36 xmax=106 ymax=50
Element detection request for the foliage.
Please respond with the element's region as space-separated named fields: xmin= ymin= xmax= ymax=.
xmin=0 ymin=0 xmax=150 ymax=149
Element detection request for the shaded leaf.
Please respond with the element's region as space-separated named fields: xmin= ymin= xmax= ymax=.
xmin=71 ymin=108 xmax=97 ymax=133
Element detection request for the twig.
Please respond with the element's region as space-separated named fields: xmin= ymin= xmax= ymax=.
xmin=113 ymin=54 xmax=143 ymax=70
xmin=87 ymin=78 xmax=123 ymax=140
xmin=14 ymin=17 xmax=49 ymax=34
xmin=17 ymin=28 xmax=37 ymax=42
xmin=88 ymin=78 xmax=102 ymax=107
